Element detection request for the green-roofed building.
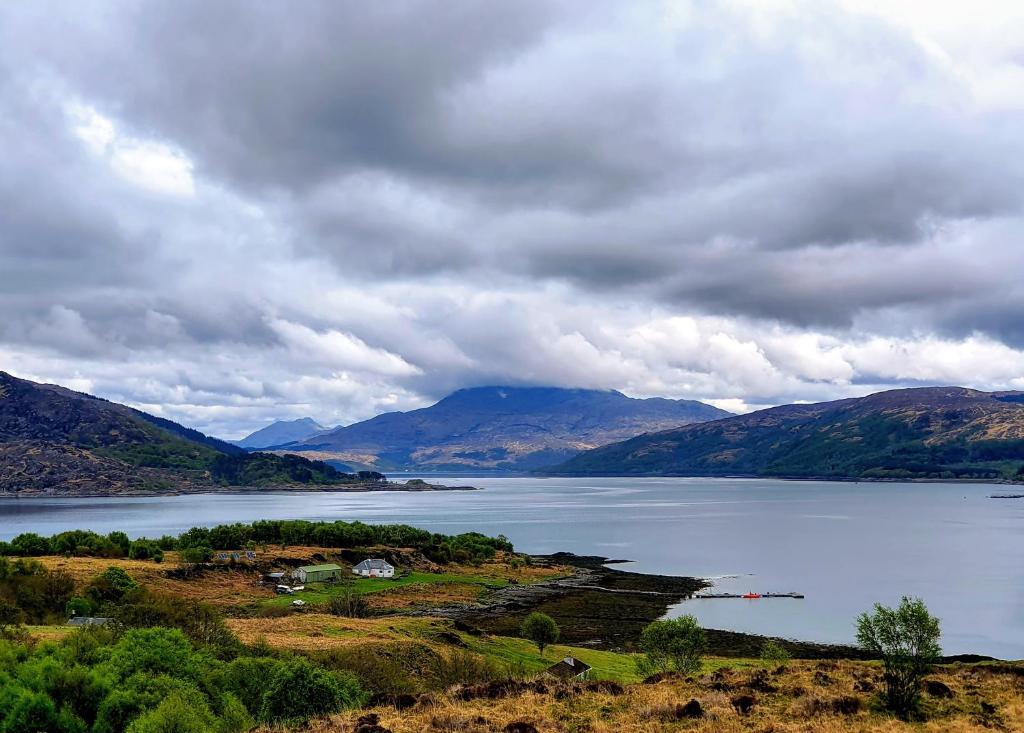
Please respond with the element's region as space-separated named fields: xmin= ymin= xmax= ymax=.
xmin=294 ymin=563 xmax=342 ymax=583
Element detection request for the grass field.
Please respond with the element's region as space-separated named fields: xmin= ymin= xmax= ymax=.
xmin=261 ymin=571 xmax=510 ymax=608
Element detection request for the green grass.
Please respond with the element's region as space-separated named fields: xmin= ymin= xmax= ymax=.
xmin=463 ymin=633 xmax=764 ymax=684
xmin=261 ymin=570 xmax=509 ymax=607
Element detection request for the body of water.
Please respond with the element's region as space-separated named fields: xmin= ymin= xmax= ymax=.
xmin=2 ymin=477 xmax=1022 ymax=658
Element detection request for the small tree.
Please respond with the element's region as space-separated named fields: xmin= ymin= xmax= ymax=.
xmin=520 ymin=612 xmax=560 ymax=656
xmin=328 ymin=573 xmax=368 ymax=618
xmin=856 ymin=596 xmax=941 ymax=716
xmin=760 ymin=640 xmax=791 ymax=669
xmin=638 ymin=615 xmax=706 ymax=676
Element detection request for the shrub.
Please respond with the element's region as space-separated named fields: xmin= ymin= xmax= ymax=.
xmin=125 ymin=689 xmax=216 ymax=733
xmin=637 ymin=616 xmax=705 ymax=676
xmin=760 ymin=640 xmax=791 ymax=668
xmin=258 ymin=657 xmax=364 ymax=725
xmin=86 ymin=567 xmax=138 ymax=606
xmin=179 ymin=546 xmax=213 ymax=564
xmin=856 ymin=596 xmax=941 ymax=717
xmin=520 ymin=612 xmax=560 ymax=656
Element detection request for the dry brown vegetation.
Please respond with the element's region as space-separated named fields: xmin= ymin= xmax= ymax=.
xmin=311 ymin=660 xmax=1024 ymax=733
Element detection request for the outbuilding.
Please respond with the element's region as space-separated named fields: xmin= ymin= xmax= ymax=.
xmin=545 ymin=656 xmax=592 ymax=681
xmin=293 ymin=563 xmax=343 ymax=583
xmin=67 ymin=617 xmax=112 ymax=627
xmin=352 ymin=558 xmax=395 ymax=578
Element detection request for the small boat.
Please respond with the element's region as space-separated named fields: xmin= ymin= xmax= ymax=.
xmin=741 ymin=591 xmax=761 ymax=599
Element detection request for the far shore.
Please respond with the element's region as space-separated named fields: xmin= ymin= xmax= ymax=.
xmin=0 ymin=479 xmax=480 ymax=499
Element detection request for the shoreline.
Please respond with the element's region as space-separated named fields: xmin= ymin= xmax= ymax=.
xmin=411 ymin=552 xmax=878 ymax=660
xmin=537 ymin=472 xmax=1024 ymax=486
xmin=0 ymin=480 xmax=480 ymax=499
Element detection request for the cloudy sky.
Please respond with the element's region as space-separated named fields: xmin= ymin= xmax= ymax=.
xmin=2 ymin=0 xmax=1024 ymax=438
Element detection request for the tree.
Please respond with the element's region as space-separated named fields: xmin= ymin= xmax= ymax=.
xmin=637 ymin=616 xmax=706 ymax=676
xmin=86 ymin=567 xmax=139 ymax=606
xmin=856 ymin=596 xmax=941 ymax=716
xmin=327 ymin=573 xmax=368 ymax=618
xmin=520 ymin=612 xmax=559 ymax=656
xmin=760 ymin=640 xmax=791 ymax=668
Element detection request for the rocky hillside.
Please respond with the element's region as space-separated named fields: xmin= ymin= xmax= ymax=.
xmin=549 ymin=387 xmax=1024 ymax=481
xmin=284 ymin=386 xmax=731 ymax=471
xmin=0 ymin=372 xmax=369 ymax=495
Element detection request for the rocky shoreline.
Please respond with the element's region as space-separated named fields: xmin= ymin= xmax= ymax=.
xmin=410 ymin=552 xmax=871 ymax=659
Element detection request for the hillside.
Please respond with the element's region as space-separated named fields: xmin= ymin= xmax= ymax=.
xmin=232 ymin=416 xmax=330 ymax=449
xmin=549 ymin=387 xmax=1024 ymax=481
xmin=0 ymin=372 xmax=371 ymax=495
xmin=284 ymin=386 xmax=731 ymax=471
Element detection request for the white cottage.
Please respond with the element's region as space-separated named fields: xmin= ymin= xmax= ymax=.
xmin=352 ymin=558 xmax=395 ymax=578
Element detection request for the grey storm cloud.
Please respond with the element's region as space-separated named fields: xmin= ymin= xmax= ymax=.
xmin=2 ymin=0 xmax=1024 ymax=435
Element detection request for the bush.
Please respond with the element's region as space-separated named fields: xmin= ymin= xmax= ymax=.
xmin=86 ymin=567 xmax=138 ymax=606
xmin=637 ymin=616 xmax=705 ymax=676
xmin=856 ymin=596 xmax=941 ymax=717
xmin=179 ymin=546 xmax=213 ymax=564
xmin=520 ymin=612 xmax=559 ymax=656
xmin=760 ymin=640 xmax=791 ymax=668
xmin=128 ymin=541 xmax=163 ymax=563
xmin=258 ymin=657 xmax=364 ymax=725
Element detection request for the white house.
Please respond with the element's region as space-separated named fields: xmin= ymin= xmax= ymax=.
xmin=352 ymin=558 xmax=395 ymax=578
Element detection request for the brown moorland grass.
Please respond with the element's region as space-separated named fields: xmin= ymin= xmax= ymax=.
xmin=35 ymin=554 xmax=275 ymax=606
xmin=226 ymin=614 xmax=454 ymax=651
xmin=306 ymin=660 xmax=1024 ymax=733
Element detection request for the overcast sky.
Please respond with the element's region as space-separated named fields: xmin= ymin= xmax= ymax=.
xmin=2 ymin=0 xmax=1024 ymax=438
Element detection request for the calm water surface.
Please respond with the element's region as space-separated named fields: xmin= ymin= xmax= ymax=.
xmin=2 ymin=477 xmax=1022 ymax=657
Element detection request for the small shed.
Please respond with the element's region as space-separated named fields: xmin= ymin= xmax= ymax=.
xmin=67 ymin=617 xmax=112 ymax=627
xmin=263 ymin=571 xmax=286 ymax=584
xmin=293 ymin=563 xmax=343 ymax=583
xmin=352 ymin=558 xmax=395 ymax=578
xmin=545 ymin=656 xmax=592 ymax=681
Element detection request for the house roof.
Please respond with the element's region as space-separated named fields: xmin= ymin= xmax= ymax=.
xmin=353 ymin=558 xmax=393 ymax=570
xmin=67 ymin=617 xmax=112 ymax=627
xmin=297 ymin=563 xmax=342 ymax=572
xmin=546 ymin=656 xmax=593 ymax=678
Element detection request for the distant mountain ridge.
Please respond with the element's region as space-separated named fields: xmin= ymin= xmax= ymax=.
xmin=233 ymin=417 xmax=330 ymax=449
xmin=549 ymin=386 xmax=1024 ymax=481
xmin=280 ymin=385 xmax=731 ymax=471
xmin=0 ymin=372 xmax=369 ymax=496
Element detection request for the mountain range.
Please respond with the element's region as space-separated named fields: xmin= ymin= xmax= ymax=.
xmin=550 ymin=386 xmax=1024 ymax=481
xmin=232 ymin=417 xmax=331 ymax=449
xmin=269 ymin=386 xmax=732 ymax=471
xmin=0 ymin=372 xmax=369 ymax=496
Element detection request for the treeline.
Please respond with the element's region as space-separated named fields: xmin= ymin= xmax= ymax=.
xmin=1 ymin=520 xmax=514 ymax=565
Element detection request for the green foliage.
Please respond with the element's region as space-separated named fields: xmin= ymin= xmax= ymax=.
xmin=2 ymin=521 xmax=513 ymax=565
xmin=178 ymin=546 xmax=214 ymax=564
xmin=112 ymin=596 xmax=239 ymax=656
xmin=124 ymin=689 xmax=217 ymax=733
xmin=520 ymin=612 xmax=560 ymax=656
xmin=258 ymin=657 xmax=364 ymax=725
xmin=856 ymin=596 xmax=942 ymax=717
xmin=128 ymin=541 xmax=163 ymax=563
xmin=637 ymin=615 xmax=706 ymax=676
xmin=86 ymin=567 xmax=139 ymax=606
xmin=760 ymin=640 xmax=791 ymax=668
